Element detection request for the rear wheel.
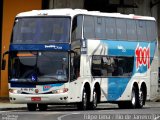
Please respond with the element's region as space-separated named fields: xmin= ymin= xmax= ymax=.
xmin=27 ymin=103 xmax=37 ymax=111
xmin=118 ymin=87 xmax=139 ymax=109
xmin=89 ymin=89 xmax=97 ymax=110
xmin=137 ymin=87 xmax=145 ymax=108
xmin=38 ymin=104 xmax=48 ymax=111
xmin=130 ymin=87 xmax=139 ymax=108
xmin=77 ymin=88 xmax=89 ymax=110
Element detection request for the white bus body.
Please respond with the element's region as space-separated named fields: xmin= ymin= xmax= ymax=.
xmin=4 ymin=9 xmax=158 ymax=111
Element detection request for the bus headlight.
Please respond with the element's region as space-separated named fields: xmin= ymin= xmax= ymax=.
xmin=9 ymin=89 xmax=22 ymax=94
xmin=52 ymin=88 xmax=68 ymax=94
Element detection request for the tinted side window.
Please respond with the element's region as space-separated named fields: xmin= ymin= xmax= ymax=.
xmin=94 ymin=17 xmax=105 ymax=39
xmin=105 ymin=18 xmax=116 ymax=40
xmin=70 ymin=52 xmax=80 ymax=81
xmin=116 ymin=18 xmax=127 ymax=40
xmin=126 ymin=20 xmax=137 ymax=40
xmin=84 ymin=16 xmax=95 ymax=38
xmin=72 ymin=15 xmax=83 ymax=41
xmin=146 ymin=21 xmax=157 ymax=41
xmin=136 ymin=20 xmax=147 ymax=41
xmin=92 ymin=56 xmax=134 ymax=77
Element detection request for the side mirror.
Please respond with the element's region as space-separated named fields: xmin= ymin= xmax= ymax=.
xmin=1 ymin=51 xmax=9 ymax=70
xmin=1 ymin=59 xmax=6 ymax=70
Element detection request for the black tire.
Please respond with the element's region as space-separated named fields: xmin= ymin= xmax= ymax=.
xmin=89 ymin=89 xmax=97 ymax=110
xmin=38 ymin=104 xmax=48 ymax=111
xmin=129 ymin=86 xmax=139 ymax=109
xmin=118 ymin=87 xmax=139 ymax=109
xmin=77 ymin=88 xmax=89 ymax=110
xmin=27 ymin=103 xmax=37 ymax=111
xmin=137 ymin=87 xmax=145 ymax=108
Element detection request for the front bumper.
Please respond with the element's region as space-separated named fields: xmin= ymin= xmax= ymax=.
xmin=9 ymin=93 xmax=69 ymax=104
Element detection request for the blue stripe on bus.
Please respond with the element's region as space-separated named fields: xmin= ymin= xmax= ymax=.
xmin=10 ymin=83 xmax=36 ymax=88
xmin=9 ymin=44 xmax=71 ymax=51
xmin=42 ymin=83 xmax=64 ymax=91
xmin=101 ymin=40 xmax=156 ymax=57
xmin=107 ymin=77 xmax=130 ymax=101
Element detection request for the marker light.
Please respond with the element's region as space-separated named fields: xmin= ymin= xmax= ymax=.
xmin=9 ymin=89 xmax=22 ymax=94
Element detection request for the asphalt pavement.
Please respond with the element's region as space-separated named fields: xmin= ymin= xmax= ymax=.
xmin=0 ymin=98 xmax=160 ymax=111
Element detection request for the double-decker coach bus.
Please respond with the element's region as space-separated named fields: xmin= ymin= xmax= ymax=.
xmin=1 ymin=9 xmax=159 ymax=111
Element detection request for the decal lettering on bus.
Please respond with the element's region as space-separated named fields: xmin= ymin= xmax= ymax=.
xmin=45 ymin=45 xmax=62 ymax=49
xmin=43 ymin=84 xmax=63 ymax=91
xmin=135 ymin=43 xmax=150 ymax=70
xmin=44 ymin=85 xmax=52 ymax=89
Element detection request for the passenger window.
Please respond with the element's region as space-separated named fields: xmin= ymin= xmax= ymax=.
xmin=84 ymin=16 xmax=95 ymax=39
xmin=146 ymin=21 xmax=157 ymax=41
xmin=94 ymin=17 xmax=105 ymax=39
xmin=70 ymin=53 xmax=80 ymax=81
xmin=136 ymin=20 xmax=147 ymax=41
xmin=116 ymin=19 xmax=127 ymax=40
xmin=92 ymin=56 xmax=134 ymax=77
xmin=105 ymin=18 xmax=116 ymax=40
xmin=126 ymin=20 xmax=137 ymax=40
xmin=71 ymin=15 xmax=83 ymax=41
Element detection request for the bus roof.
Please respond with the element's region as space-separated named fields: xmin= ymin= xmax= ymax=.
xmin=16 ymin=8 xmax=156 ymax=21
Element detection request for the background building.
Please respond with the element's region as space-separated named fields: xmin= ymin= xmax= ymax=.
xmin=0 ymin=0 xmax=160 ymax=98
xmin=0 ymin=0 xmax=44 ymax=98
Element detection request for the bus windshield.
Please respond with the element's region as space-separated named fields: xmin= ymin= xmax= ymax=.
xmin=9 ymin=51 xmax=69 ymax=83
xmin=12 ymin=17 xmax=70 ymax=44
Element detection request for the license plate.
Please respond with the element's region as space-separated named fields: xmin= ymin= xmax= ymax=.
xmin=31 ymin=97 xmax=41 ymax=101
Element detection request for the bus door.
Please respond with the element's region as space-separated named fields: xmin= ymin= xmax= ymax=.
xmin=69 ymin=52 xmax=81 ymax=102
